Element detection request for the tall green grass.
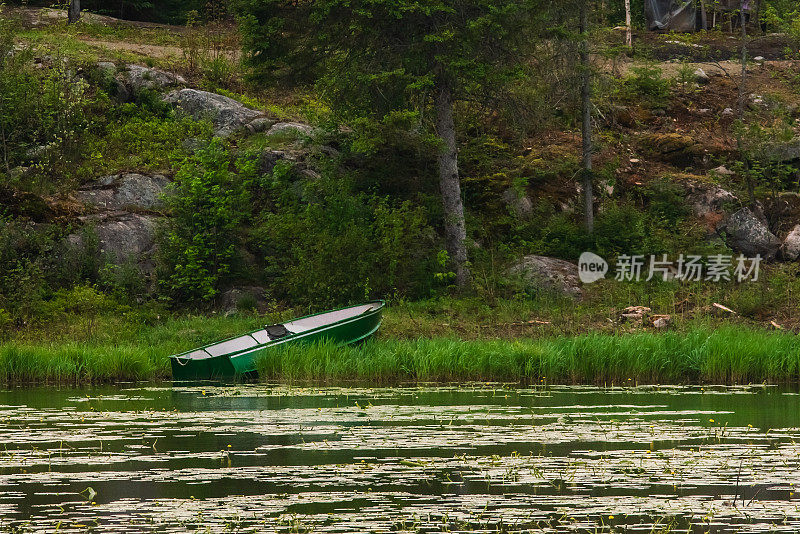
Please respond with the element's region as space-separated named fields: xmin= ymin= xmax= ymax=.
xmin=3 ymin=324 xmax=800 ymax=384
xmin=256 ymin=326 xmax=800 ymax=385
xmin=0 ymin=313 xmax=267 ymax=383
xmin=0 ymin=343 xmax=169 ymax=383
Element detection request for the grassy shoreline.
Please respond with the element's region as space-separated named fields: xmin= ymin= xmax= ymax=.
xmin=2 ymin=325 xmax=800 ymax=385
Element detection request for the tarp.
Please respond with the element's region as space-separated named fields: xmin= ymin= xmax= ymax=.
xmin=645 ymin=0 xmax=697 ymax=31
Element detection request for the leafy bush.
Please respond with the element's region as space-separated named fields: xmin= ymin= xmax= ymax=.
xmin=83 ymin=113 xmax=213 ymax=177
xmin=621 ymin=66 xmax=672 ymax=106
xmin=253 ymin=174 xmax=435 ymax=307
xmin=158 ymin=139 xmax=257 ymax=303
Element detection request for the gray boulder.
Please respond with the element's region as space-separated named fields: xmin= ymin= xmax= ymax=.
xmin=502 ymin=189 xmax=533 ymax=219
xmin=782 ymin=224 xmax=800 ymax=260
xmin=760 ymin=137 xmax=800 ymax=163
xmin=685 ymin=180 xmax=738 ymax=230
xmin=720 ymin=208 xmax=781 ymax=259
xmin=245 ymin=117 xmax=277 ymax=134
xmin=694 ymin=67 xmax=710 ymax=84
xmin=75 ymin=173 xmax=169 ymax=212
xmin=218 ymin=286 xmax=269 ymax=315
xmin=266 ymin=122 xmax=317 ymax=138
xmin=68 ymin=212 xmax=159 ymax=271
xmin=121 ymin=65 xmax=185 ymax=95
xmin=507 ymin=255 xmax=583 ymax=299
xmin=163 ymin=88 xmax=264 ymax=137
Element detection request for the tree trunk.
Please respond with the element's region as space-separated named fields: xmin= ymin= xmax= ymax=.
xmin=624 ymin=0 xmax=632 ymax=47
xmin=435 ymin=83 xmax=471 ymax=287
xmin=68 ymin=0 xmax=81 ymax=24
xmin=699 ymin=0 xmax=708 ymax=30
xmin=737 ymin=0 xmax=758 ymax=212
xmin=738 ymin=0 xmax=747 ymax=119
xmin=580 ymin=2 xmax=594 ymax=234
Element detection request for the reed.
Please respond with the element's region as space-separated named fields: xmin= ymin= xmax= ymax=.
xmin=3 ymin=324 xmax=800 ymax=384
xmin=256 ymin=326 xmax=800 ymax=385
xmin=0 ymin=343 xmax=170 ymax=383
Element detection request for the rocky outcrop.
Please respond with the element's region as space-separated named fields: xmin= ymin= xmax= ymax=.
xmin=782 ymin=224 xmax=800 ymax=261
xmin=68 ymin=173 xmax=170 ymax=276
xmin=99 ymin=63 xmax=185 ymax=101
xmin=68 ymin=212 xmax=159 ymax=274
xmin=684 ymin=180 xmax=738 ymax=232
xmin=266 ymin=121 xmax=317 ymax=138
xmin=720 ymin=208 xmax=781 ymax=260
xmin=502 ymin=189 xmax=533 ymax=219
xmin=163 ymin=88 xmax=266 ymax=137
xmin=74 ymin=173 xmax=169 ymax=211
xmin=639 ymin=133 xmax=705 ymax=168
xmin=507 ymin=255 xmax=582 ymax=299
xmin=760 ymin=138 xmax=800 ymax=163
xmin=218 ymin=286 xmax=270 ymax=315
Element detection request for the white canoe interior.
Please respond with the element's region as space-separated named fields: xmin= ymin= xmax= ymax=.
xmin=178 ymin=303 xmax=382 ymax=361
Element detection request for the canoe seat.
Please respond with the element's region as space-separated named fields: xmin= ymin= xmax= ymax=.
xmin=266 ymin=324 xmax=290 ymax=340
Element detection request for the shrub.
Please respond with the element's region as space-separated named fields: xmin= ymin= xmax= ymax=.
xmin=158 ymin=139 xmax=257 ymax=304
xmin=622 ymin=65 xmax=671 ymax=106
xmin=0 ymin=19 xmax=41 ymax=174
xmin=253 ymin=175 xmax=435 ymax=307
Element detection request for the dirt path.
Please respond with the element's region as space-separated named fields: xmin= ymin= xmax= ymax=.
xmin=79 ymin=38 xmax=186 ymax=60
xmin=604 ymin=57 xmax=800 ymax=80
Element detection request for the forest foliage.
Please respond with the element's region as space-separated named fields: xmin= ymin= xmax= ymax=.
xmin=2 ymin=0 xmax=800 ymax=321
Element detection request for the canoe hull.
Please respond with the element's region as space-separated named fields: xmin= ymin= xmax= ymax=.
xmin=170 ymin=301 xmax=383 ymax=381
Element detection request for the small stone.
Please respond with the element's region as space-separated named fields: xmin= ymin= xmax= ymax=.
xmin=620 ymin=306 xmax=652 ymax=326
xmin=710 ymin=165 xmax=735 ymax=176
xmin=694 ymin=67 xmax=710 ymax=84
xmin=722 ymin=108 xmax=735 ymax=116
xmin=782 ymin=224 xmax=800 ymax=261
xmin=245 ymin=117 xmax=277 ymax=134
xmin=652 ymin=315 xmax=671 ymax=329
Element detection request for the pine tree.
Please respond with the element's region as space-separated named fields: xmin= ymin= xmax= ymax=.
xmin=239 ymin=0 xmax=544 ymax=287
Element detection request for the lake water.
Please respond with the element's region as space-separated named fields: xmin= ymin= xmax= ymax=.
xmin=0 ymin=384 xmax=799 ymax=532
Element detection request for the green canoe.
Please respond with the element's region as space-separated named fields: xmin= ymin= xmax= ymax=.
xmin=170 ymin=300 xmax=385 ymax=380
